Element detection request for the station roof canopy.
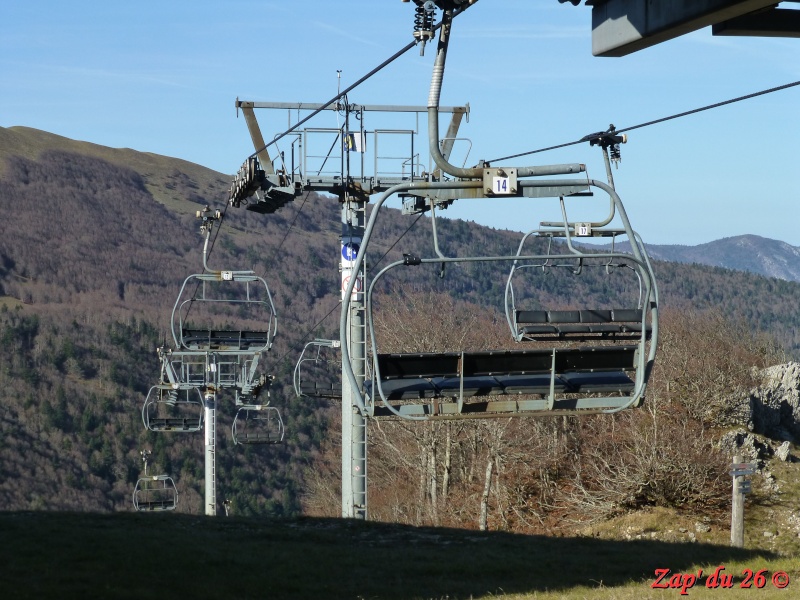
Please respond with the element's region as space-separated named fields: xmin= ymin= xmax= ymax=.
xmin=560 ymin=0 xmax=800 ymax=56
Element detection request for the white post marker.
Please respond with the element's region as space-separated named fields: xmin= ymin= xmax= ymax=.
xmin=730 ymin=456 xmax=756 ymax=548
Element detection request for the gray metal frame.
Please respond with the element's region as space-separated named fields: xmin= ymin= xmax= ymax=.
xmin=133 ymin=451 xmax=178 ymax=512
xmin=231 ymin=100 xmax=471 ymax=214
xmin=293 ymin=339 xmax=342 ymax=399
xmin=141 ymin=385 xmax=204 ymax=433
xmin=340 ymin=177 xmax=659 ymax=421
xmin=231 ymin=404 xmax=285 ymax=445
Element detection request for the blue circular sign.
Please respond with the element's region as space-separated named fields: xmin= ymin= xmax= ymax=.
xmin=342 ymin=242 xmax=360 ymax=261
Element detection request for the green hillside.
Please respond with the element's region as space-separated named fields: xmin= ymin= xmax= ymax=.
xmin=0 ymin=125 xmax=797 ymax=537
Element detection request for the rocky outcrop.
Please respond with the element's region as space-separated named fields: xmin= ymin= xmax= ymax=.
xmin=716 ymin=363 xmax=799 ymax=463
xmin=749 ymin=362 xmax=800 ymax=442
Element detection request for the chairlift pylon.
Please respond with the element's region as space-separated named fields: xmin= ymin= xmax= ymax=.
xmin=154 ymin=209 xmax=278 ymax=400
xmin=142 ymin=209 xmax=286 ymax=516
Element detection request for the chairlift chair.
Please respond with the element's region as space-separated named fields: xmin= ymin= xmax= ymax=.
xmin=504 ymin=224 xmax=656 ymax=344
xmin=133 ymin=475 xmax=178 ymax=512
xmin=141 ymin=385 xmax=204 ymax=433
xmin=133 ymin=451 xmax=178 ymax=512
xmin=342 ymin=176 xmax=658 ymax=421
xmin=293 ymin=339 xmax=343 ymax=399
xmin=231 ymin=404 xmax=285 ymax=445
xmin=172 ymin=207 xmax=277 ymax=355
xmin=171 ymin=269 xmax=277 ymax=354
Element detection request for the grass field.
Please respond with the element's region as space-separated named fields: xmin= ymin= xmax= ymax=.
xmin=0 ymin=510 xmax=797 ymax=599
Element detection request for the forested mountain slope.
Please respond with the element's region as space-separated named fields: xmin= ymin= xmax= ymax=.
xmin=0 ymin=125 xmax=798 ymax=517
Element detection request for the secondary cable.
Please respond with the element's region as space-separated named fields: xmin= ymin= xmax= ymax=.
xmin=270 ymin=209 xmax=425 ymax=366
xmin=489 ymin=79 xmax=800 ymax=164
xmin=370 ymin=212 xmax=425 ymax=271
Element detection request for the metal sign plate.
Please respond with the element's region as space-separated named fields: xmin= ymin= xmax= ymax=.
xmin=730 ymin=462 xmax=756 ymax=477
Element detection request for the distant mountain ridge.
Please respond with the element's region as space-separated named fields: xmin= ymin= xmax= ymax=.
xmin=641 ymin=235 xmax=800 ymax=283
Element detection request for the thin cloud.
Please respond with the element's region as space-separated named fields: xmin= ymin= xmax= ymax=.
xmin=38 ymin=63 xmax=197 ymax=90
xmin=312 ymin=21 xmax=385 ymax=49
xmin=457 ymin=25 xmax=586 ymax=41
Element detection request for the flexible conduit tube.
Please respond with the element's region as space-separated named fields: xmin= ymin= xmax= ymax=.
xmin=339 ymin=179 xmax=483 ymax=415
xmin=427 ymin=9 xmax=586 ymax=180
xmin=428 ymin=10 xmax=483 ymax=180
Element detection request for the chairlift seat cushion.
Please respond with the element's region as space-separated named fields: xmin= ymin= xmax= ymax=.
xmin=378 ymin=353 xmax=460 ymax=379
xmin=181 ymin=328 xmax=271 ymax=350
xmin=370 ymin=347 xmax=637 ymax=400
xmin=515 ymin=308 xmax=644 ymax=325
xmin=580 ymin=310 xmax=613 ymax=323
xmin=432 ymin=376 xmax=506 ymax=397
xmin=236 ymin=432 xmax=283 ymax=444
xmin=561 ymin=371 xmax=635 ymax=393
xmin=519 ymin=323 xmax=645 ymax=337
xmin=549 ymin=310 xmax=582 ymax=323
xmin=366 ymin=378 xmax=438 ymax=400
xmin=553 ymin=324 xmax=591 ymax=334
xmin=519 ymin=325 xmax=559 ymax=335
xmin=300 ymin=382 xmax=343 ymax=399
xmin=612 ymin=309 xmax=642 ymax=322
xmin=516 ymin=308 xmax=649 ymax=340
xmin=516 ymin=310 xmax=549 ymax=324
xmin=377 ymin=347 xmax=636 ymax=378
xmin=557 ymin=346 xmax=636 ymax=371
xmin=135 ymin=500 xmax=176 ymax=511
xmin=367 ymin=376 xmax=505 ymax=400
xmin=499 ymin=373 xmax=570 ymax=395
xmin=147 ymin=417 xmax=202 ymax=432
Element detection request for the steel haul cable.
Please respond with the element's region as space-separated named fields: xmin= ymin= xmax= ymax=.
xmin=489 ymin=79 xmax=800 ymax=163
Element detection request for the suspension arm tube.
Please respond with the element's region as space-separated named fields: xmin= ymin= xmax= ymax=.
xmin=340 ymin=180 xmax=483 ymax=415
xmin=633 ymin=230 xmax=660 ymax=381
xmin=516 ymin=164 xmax=586 ymax=177
xmin=427 ymin=9 xmax=586 ymax=181
xmin=428 ymin=10 xmax=483 ymax=179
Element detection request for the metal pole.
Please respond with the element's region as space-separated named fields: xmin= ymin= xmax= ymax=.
xmin=340 ymin=105 xmax=367 ymax=520
xmin=341 ymin=200 xmax=367 ymax=519
xmin=204 ymin=388 xmax=217 ymax=516
xmin=731 ymin=454 xmax=744 ymax=547
xmin=350 ymin=237 xmax=367 ymax=520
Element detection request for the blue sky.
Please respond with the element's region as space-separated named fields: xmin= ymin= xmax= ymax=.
xmin=2 ymin=1 xmax=799 ymax=246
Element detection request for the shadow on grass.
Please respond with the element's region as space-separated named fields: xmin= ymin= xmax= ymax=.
xmin=0 ymin=511 xmax=776 ymax=599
